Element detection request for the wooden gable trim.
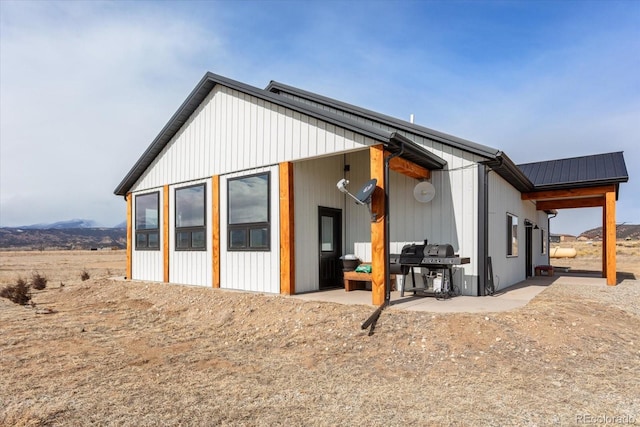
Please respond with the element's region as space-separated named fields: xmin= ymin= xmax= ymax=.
xmin=535 ymin=196 xmax=604 ymax=211
xmin=522 ymin=185 xmax=616 ymax=201
xmin=387 ymin=153 xmax=431 ymax=179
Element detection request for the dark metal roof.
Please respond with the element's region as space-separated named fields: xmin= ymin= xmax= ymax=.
xmin=266 ymin=81 xmax=501 ymax=159
xmin=518 ymin=152 xmax=629 ymax=190
xmin=114 ymin=72 xmax=446 ymax=196
xmin=115 ymin=72 xmax=628 ymax=199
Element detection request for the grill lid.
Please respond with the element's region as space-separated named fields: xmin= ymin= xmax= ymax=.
xmin=399 ymin=241 xmax=455 ymax=265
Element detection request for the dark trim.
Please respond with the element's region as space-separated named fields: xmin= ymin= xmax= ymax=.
xmin=227 ymin=172 xmax=271 ymax=251
xmin=266 ymin=80 xmax=500 ymax=159
xmin=386 ymin=133 xmax=447 ymax=170
xmin=482 ymin=151 xmax=534 ymax=193
xmin=507 ymin=212 xmax=519 ymax=257
xmin=174 ymin=183 xmax=207 ymax=251
xmin=134 ymin=191 xmax=160 ymax=251
xmin=477 ymin=164 xmax=488 ymax=296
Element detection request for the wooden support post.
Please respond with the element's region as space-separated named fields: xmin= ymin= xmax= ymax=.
xmin=602 ymin=203 xmax=607 ymax=278
xmin=163 ymin=185 xmax=170 ymax=282
xmin=126 ymin=193 xmax=132 ymax=281
xmin=605 ymin=191 xmax=616 ymax=285
xmin=370 ymin=145 xmax=386 ymax=306
xmin=212 ymin=176 xmax=220 ymax=288
xmin=279 ymin=162 xmax=295 ymax=295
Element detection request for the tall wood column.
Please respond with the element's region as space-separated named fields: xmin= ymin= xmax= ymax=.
xmin=602 ymin=202 xmax=607 ymax=278
xmin=279 ymin=162 xmax=295 ymax=295
xmin=212 ymin=175 xmax=220 ymax=288
xmin=126 ymin=193 xmax=132 ymax=280
xmin=163 ymin=185 xmax=170 ymax=282
xmin=370 ymin=145 xmax=386 ymax=306
xmin=605 ymin=190 xmax=616 ymax=285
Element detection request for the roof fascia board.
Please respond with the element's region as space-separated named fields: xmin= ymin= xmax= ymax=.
xmin=387 ymin=132 xmax=447 ymax=170
xmin=267 ymin=81 xmax=500 ymax=160
xmin=483 ymin=151 xmax=534 ymax=193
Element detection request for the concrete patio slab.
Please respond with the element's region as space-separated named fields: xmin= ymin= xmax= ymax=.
xmin=290 ymin=275 xmax=609 ymax=313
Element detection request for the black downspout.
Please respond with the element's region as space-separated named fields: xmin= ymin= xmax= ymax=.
xmin=384 ymin=144 xmax=404 ymax=304
xmin=477 ymin=163 xmax=489 ymax=296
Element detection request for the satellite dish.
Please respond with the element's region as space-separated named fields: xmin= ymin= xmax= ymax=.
xmin=354 ymin=178 xmax=377 ymax=204
xmin=413 ymin=181 xmax=436 ymax=203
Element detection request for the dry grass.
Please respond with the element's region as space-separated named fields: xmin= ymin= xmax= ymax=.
xmin=552 ymin=240 xmax=640 ymax=279
xmin=1 ymin=250 xmax=639 ymax=426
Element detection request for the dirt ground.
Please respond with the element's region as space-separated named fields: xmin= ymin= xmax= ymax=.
xmin=551 ymin=240 xmax=640 ymax=280
xmin=1 ymin=249 xmax=639 ymax=426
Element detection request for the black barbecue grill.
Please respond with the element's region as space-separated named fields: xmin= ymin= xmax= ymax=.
xmin=395 ymin=240 xmax=470 ymax=298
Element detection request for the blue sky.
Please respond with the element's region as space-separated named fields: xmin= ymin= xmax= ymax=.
xmin=1 ymin=0 xmax=638 ymax=235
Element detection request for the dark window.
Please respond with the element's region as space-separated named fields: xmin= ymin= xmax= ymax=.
xmin=135 ymin=192 xmax=160 ymax=250
xmin=175 ymin=184 xmax=206 ymax=251
xmin=507 ymin=213 xmax=518 ymax=257
xmin=228 ymin=172 xmax=270 ymax=251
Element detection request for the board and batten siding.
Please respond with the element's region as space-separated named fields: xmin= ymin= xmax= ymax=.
xmin=293 ymin=156 xmax=346 ymax=293
xmin=487 ymin=171 xmax=549 ymax=290
xmin=219 ymin=165 xmax=281 ymax=293
xmin=130 ymin=85 xmax=377 ymax=194
xmin=272 ymin=95 xmax=483 ymax=295
xmin=131 ymin=188 xmax=164 ymax=282
xmin=168 ymin=178 xmax=213 ymax=287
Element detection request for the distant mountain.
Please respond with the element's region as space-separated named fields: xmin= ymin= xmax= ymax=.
xmin=113 ymin=221 xmax=127 ymax=229
xmin=578 ymin=224 xmax=640 ymax=240
xmin=0 ymin=227 xmax=126 ymax=250
xmin=19 ymin=219 xmax=100 ymax=230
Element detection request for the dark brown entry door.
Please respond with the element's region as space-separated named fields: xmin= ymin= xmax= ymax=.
xmin=319 ymin=207 xmax=342 ymax=289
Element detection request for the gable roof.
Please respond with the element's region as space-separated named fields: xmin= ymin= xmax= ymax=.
xmin=518 ymin=152 xmax=629 ymax=191
xmin=115 ymin=72 xmax=628 ymax=200
xmin=114 ymin=72 xmax=446 ymax=196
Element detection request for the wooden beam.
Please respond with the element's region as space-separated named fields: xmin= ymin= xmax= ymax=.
xmin=522 ymin=185 xmax=616 ymax=201
xmin=370 ymin=145 xmax=386 ymax=306
xmin=605 ymin=191 xmax=616 ymax=285
xmin=603 ymin=195 xmax=609 ymax=280
xmin=212 ymin=176 xmax=220 ymax=288
xmin=535 ymin=196 xmax=604 ymax=210
xmin=126 ymin=193 xmax=132 ymax=281
xmin=387 ymin=153 xmax=430 ymax=180
xmin=279 ymin=162 xmax=295 ymax=295
xmin=163 ymin=185 xmax=170 ymax=282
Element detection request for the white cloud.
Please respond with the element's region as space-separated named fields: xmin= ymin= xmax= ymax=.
xmin=1 ymin=1 xmax=219 ymax=226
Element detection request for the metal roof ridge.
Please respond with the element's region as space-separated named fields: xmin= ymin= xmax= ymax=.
xmin=516 ymin=151 xmax=625 ymax=167
xmin=266 ymin=80 xmax=501 ymax=159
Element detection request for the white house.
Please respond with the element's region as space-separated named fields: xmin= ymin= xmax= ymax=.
xmin=114 ymin=72 xmax=628 ymax=305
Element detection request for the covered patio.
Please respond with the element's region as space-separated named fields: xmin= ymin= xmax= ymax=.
xmin=291 ymin=274 xmax=609 ymax=313
xmin=519 ymin=152 xmax=629 ymax=286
